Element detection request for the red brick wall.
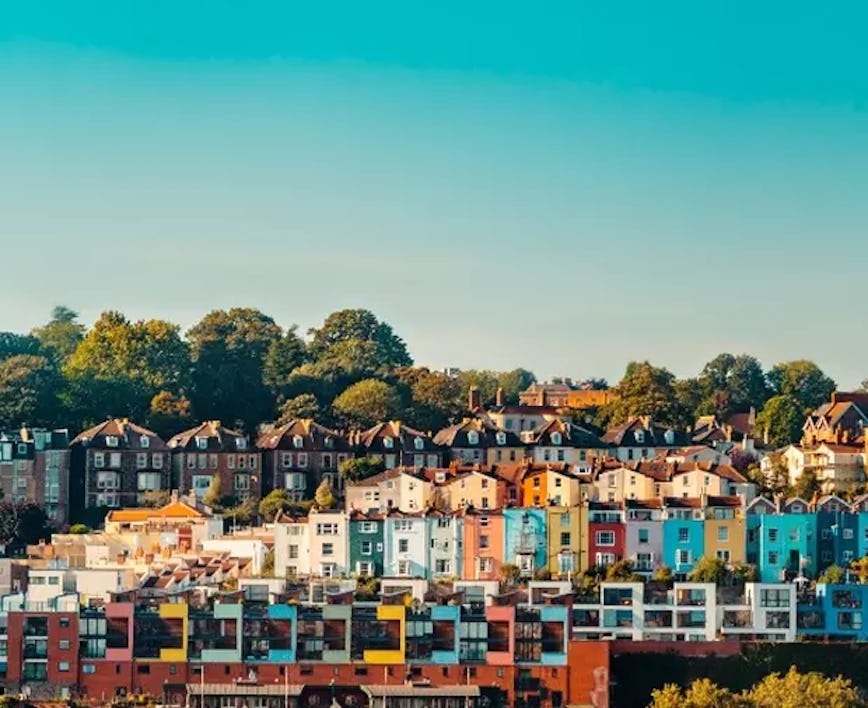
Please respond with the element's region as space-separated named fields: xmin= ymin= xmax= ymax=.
xmin=610 ymin=640 xmax=742 ymax=657
xmin=569 ymin=641 xmax=610 ymax=708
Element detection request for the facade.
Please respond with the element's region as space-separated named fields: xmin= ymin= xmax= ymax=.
xmin=545 ymin=506 xmax=589 ymax=577
xmin=461 ymin=510 xmax=505 ymax=581
xmin=746 ymin=496 xmax=816 ymax=582
xmin=169 ymin=421 xmax=261 ymax=503
xmin=0 ymin=428 xmax=70 ymax=524
xmin=588 ymin=503 xmax=625 ymax=568
xmin=432 ymin=418 xmax=523 ymax=466
xmin=439 ymin=468 xmax=507 ymax=512
xmin=306 ymin=510 xmax=350 ymax=578
xmin=521 ymin=465 xmax=586 ymax=508
xmin=624 ymin=500 xmax=664 ymax=574
xmin=529 ymin=419 xmax=608 ymax=472
xmin=703 ymin=497 xmax=746 ymax=565
xmin=353 ymin=421 xmax=444 ymax=469
xmin=662 ymin=499 xmax=705 ymax=576
xmin=602 ymin=417 xmax=692 ymax=463
xmin=503 ymin=508 xmax=547 ymax=577
xmin=71 ymin=419 xmax=169 ymax=512
xmin=347 ymin=510 xmax=384 ymax=577
xmin=257 ymin=419 xmax=352 ymax=501
xmin=344 ymin=468 xmax=432 ymax=513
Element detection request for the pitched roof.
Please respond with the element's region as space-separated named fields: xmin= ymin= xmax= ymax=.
xmin=532 ymin=419 xmax=608 ymax=448
xmin=73 ymin=418 xmax=166 ymax=447
xmin=602 ymin=417 xmax=690 ymax=447
xmin=354 ymin=421 xmax=437 ymax=451
xmin=256 ymin=419 xmax=349 ymax=451
xmin=168 ymin=421 xmax=247 ymax=450
xmin=433 ymin=419 xmax=521 ymax=447
xmin=106 ymin=501 xmax=206 ymax=523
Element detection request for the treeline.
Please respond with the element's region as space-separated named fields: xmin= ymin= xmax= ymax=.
xmin=0 ymin=307 xmax=852 ymax=446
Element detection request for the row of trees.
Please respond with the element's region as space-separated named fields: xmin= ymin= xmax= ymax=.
xmin=0 ymin=307 xmax=849 ymax=448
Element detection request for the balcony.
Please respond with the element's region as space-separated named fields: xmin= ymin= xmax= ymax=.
xmin=676 ymin=590 xmax=706 ymax=607
xmin=603 ymin=589 xmax=633 ymax=607
xmin=832 ymin=591 xmax=862 ymax=609
xmin=722 ymin=610 xmax=752 ymax=628
xmin=676 ymin=611 xmax=706 ymax=629
xmin=572 ymin=610 xmax=600 ymax=628
xmin=643 ymin=610 xmax=673 ymax=629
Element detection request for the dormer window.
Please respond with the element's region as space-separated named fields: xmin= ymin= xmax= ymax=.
xmin=467 ymin=431 xmax=480 ymax=446
xmin=140 ymin=436 xmax=150 ymax=449
xmin=293 ymin=435 xmax=304 ymax=449
xmin=196 ymin=437 xmax=208 ymax=450
xmin=435 ymin=472 xmax=446 ymax=483
xmin=105 ymin=436 xmax=119 ymax=448
xmin=324 ymin=437 xmax=334 ymax=449
xmin=236 ymin=438 xmax=247 ymax=451
xmin=663 ymin=429 xmax=675 ymax=445
xmin=383 ymin=437 xmax=394 ymax=449
xmin=635 ymin=430 xmax=645 ymax=444
xmin=496 ymin=431 xmax=507 ymax=446
xmin=414 ymin=437 xmax=424 ymax=451
xmin=551 ymin=432 xmax=563 ymax=446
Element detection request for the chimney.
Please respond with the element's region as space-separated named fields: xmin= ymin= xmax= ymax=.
xmin=468 ymin=386 xmax=481 ymax=411
xmin=724 ymin=425 xmax=733 ymax=443
xmin=495 ymin=387 xmax=504 ymax=407
xmin=170 ymin=489 xmax=179 ymax=504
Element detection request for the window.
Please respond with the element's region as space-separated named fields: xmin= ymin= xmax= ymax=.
xmin=716 ymin=550 xmax=731 ymax=561
xmin=140 ymin=435 xmax=150 ymax=448
xmin=557 ymin=449 xmax=565 ymax=462
xmin=558 ymin=551 xmax=574 ymax=574
xmin=760 ymin=589 xmax=790 ymax=608
xmin=196 ymin=437 xmax=208 ymax=450
xmin=297 ymin=453 xmax=308 ymax=468
xmin=236 ymin=438 xmax=247 ymax=450
xmin=321 ymin=543 xmax=334 ymax=556
xmin=96 ymin=471 xmax=120 ymax=490
xmin=554 ymin=477 xmax=562 ymax=488
xmin=93 ymin=452 xmax=105 ymax=468
xmin=58 ymin=639 xmax=70 ymax=650
xmin=383 ymin=437 xmax=394 ymax=449
xmin=635 ymin=430 xmax=645 ymax=444
xmin=192 ymin=475 xmax=212 ymax=492
xmin=209 ymin=453 xmax=218 ymax=468
xmin=198 ymin=454 xmax=207 ymax=469
xmin=234 ymin=474 xmax=250 ymax=491
xmin=638 ymin=528 xmax=649 ymax=544
xmin=105 ymin=435 xmax=119 ymax=447
xmin=435 ymin=559 xmax=451 ymax=574
xmin=137 ymin=472 xmax=161 ymax=492
xmin=186 ymin=455 xmax=196 ymax=469
xmin=479 ymin=535 xmax=490 ymax=549
xmin=281 ymin=452 xmax=293 ymax=468
xmin=678 ymin=528 xmax=689 ymax=543
xmin=323 ymin=454 xmax=333 ymax=469
xmin=393 ymin=519 xmax=412 ymax=532
xmin=844 ymin=528 xmax=854 ymax=540
xmin=414 ymin=437 xmax=424 ymax=450
xmin=398 ymin=561 xmax=411 ymax=575
xmin=136 ymin=453 xmax=148 ymax=469
xmin=768 ymin=528 xmax=778 ymax=542
xmin=58 ymin=662 xmax=70 ymax=672
xmin=467 ymin=431 xmax=479 ymax=445
xmin=768 ymin=551 xmax=779 ymax=565
xmin=595 ymin=531 xmax=615 ymax=546
xmin=288 ymin=545 xmax=299 ymax=559
xmin=478 ymin=558 xmax=493 ymax=573
xmin=480 ymin=516 xmax=489 ymax=527
xmin=360 ymin=540 xmax=373 ymax=555
xmin=357 ymin=561 xmax=373 ymax=576
xmin=398 ymin=539 xmax=409 ymax=553
xmin=109 ymin=452 xmax=121 ymax=467
xmin=228 ymin=454 xmax=236 ymax=469
xmin=676 ymin=549 xmax=691 ymax=565
xmin=316 ymin=523 xmax=338 ymax=535
xmin=82 ymin=665 xmax=96 ymax=675
xmin=496 ymin=432 xmax=506 ymax=446
xmin=293 ymin=435 xmax=304 ymax=449
xmin=822 ymin=529 xmax=831 ymax=540
xmin=560 ymin=512 xmax=570 ymax=527
xmin=551 ymin=432 xmax=563 ymax=446
xmin=717 ymin=527 xmax=729 ymax=542
xmin=560 ymin=532 xmax=571 ymax=547
xmin=359 ymin=521 xmax=376 ymax=533
xmin=152 ymin=453 xmax=163 ymax=469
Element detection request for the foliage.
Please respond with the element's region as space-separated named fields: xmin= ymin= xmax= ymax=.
xmin=533 ymin=568 xmax=552 ymax=581
xmin=187 ymin=308 xmax=281 ymax=430
xmin=308 ymin=308 xmax=412 ymax=369
xmin=767 ymin=361 xmax=836 ymax=413
xmin=396 ymin=367 xmax=464 ymax=431
xmin=749 ymin=453 xmax=790 ymax=497
xmin=0 ymin=332 xmax=42 ymax=361
xmin=500 ymin=563 xmax=522 ymax=584
xmin=605 ymin=559 xmax=643 ymax=582
xmin=225 ymin=497 xmax=258 ymax=526
xmin=731 ymin=563 xmax=758 ymax=583
xmin=793 ymin=470 xmax=821 ymax=501
xmin=729 ymin=448 xmax=756 ymax=474
xmin=0 ymin=354 xmax=61 ymax=428
xmin=69 ymin=523 xmax=90 ymax=534
xmin=756 ymin=395 xmax=804 ymax=447
xmin=688 ymin=556 xmax=731 ymax=584
xmin=818 ymin=565 xmax=845 ymax=585
xmin=601 ymin=361 xmax=681 ymax=426
xmin=139 ymin=490 xmax=171 ymax=508
xmin=262 ymin=325 xmax=308 ymax=400
xmin=698 ymin=353 xmax=769 ymax=420
xmin=276 ymin=393 xmax=322 ymax=425
xmin=332 ymin=379 xmax=401 ymax=427
xmin=261 ymin=549 xmax=275 ymax=577
xmin=259 ymin=489 xmax=296 ymax=521
xmin=652 ymin=565 xmax=673 ymax=582
xmin=850 ymin=557 xmax=868 ymax=584
xmin=147 ymin=390 xmax=192 ymax=438
xmin=31 ymin=306 xmax=85 ymax=365
xmin=0 ymin=501 xmax=50 ymax=550
xmin=202 ymin=474 xmax=223 ymax=509
xmin=339 ymin=456 xmax=385 ymax=482
xmin=314 ymin=478 xmax=336 ymax=509
xmin=650 ymin=678 xmax=746 ymax=708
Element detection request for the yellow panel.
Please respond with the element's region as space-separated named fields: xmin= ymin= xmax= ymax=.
xmin=376 ymin=605 xmax=404 ymax=621
xmin=364 ymin=649 xmax=405 ymax=665
xmin=158 ymin=603 xmax=188 ymax=661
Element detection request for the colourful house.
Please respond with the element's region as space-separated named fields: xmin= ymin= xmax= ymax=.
xmin=461 ymin=509 xmax=505 ymax=580
xmin=746 ymin=496 xmax=815 ymax=582
xmin=623 ymin=499 xmax=663 ymax=574
xmin=815 ymin=495 xmax=858 ymax=572
xmin=348 ymin=510 xmax=384 ymax=577
xmin=588 ymin=502 xmax=625 ymax=569
xmin=503 ymin=508 xmax=548 ymax=577
xmin=546 ymin=505 xmax=589 ymax=578
xmin=703 ymin=496 xmax=746 ymax=565
xmin=662 ymin=498 xmax=705 ymax=576
xmin=798 ymin=583 xmax=868 ymax=640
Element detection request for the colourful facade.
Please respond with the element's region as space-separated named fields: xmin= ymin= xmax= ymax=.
xmin=546 ymin=505 xmax=589 ymax=577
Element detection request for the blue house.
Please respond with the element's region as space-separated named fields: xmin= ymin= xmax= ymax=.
xmin=746 ymin=496 xmax=815 ymax=582
xmin=815 ymin=496 xmax=858 ymax=572
xmin=504 ymin=508 xmax=547 ymax=577
xmin=662 ymin=498 xmax=704 ymax=576
xmin=797 ymin=583 xmax=868 ymax=640
xmin=853 ymin=495 xmax=868 ymax=559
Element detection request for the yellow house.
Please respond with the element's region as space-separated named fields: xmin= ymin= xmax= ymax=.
xmin=593 ymin=462 xmax=657 ymax=503
xmin=521 ymin=465 xmax=585 ymax=507
xmin=441 ymin=469 xmax=506 ymax=511
xmin=546 ymin=505 xmax=589 ymax=577
xmin=703 ymin=497 xmax=746 ymax=565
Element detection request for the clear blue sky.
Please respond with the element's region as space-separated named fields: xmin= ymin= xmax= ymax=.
xmin=2 ymin=2 xmax=867 ymax=386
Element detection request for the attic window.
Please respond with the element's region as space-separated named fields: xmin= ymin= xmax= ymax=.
xmin=383 ymin=437 xmax=394 ymax=449
xmin=105 ymin=436 xmax=119 ymax=448
xmin=467 ymin=431 xmax=480 ymax=446
xmin=140 ymin=436 xmax=150 ymax=449
xmin=551 ymin=432 xmax=563 ymax=446
xmin=663 ymin=429 xmax=675 ymax=445
xmin=496 ymin=432 xmax=507 ymax=446
xmin=293 ymin=435 xmax=304 ymax=449
xmin=414 ymin=437 xmax=424 ymax=451
xmin=236 ymin=438 xmax=247 ymax=451
xmin=635 ymin=431 xmax=645 ymax=444
xmin=196 ymin=437 xmax=208 ymax=450
xmin=324 ymin=437 xmax=334 ymax=449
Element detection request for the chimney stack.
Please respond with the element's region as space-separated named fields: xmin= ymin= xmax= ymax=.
xmin=468 ymin=386 xmax=481 ymax=411
xmin=495 ymin=387 xmax=504 ymax=407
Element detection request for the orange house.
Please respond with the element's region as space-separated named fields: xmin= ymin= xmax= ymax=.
xmin=520 ymin=464 xmax=585 ymax=507
xmin=461 ymin=509 xmax=505 ymax=581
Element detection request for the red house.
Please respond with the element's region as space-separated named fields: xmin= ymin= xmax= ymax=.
xmin=588 ymin=501 xmax=625 ymax=568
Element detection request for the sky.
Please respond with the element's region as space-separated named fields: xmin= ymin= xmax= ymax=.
xmin=2 ymin=2 xmax=867 ymax=387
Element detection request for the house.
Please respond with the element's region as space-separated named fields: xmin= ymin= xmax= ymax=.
xmin=168 ymin=421 xmax=261 ymax=503
xmin=306 ymin=509 xmax=350 ymax=578
xmin=71 ymin=419 xmax=169 ymax=512
xmin=353 ymin=421 xmax=444 ymax=469
xmin=257 ymin=419 xmax=352 ymax=501
xmin=273 ymin=513 xmax=311 ymax=579
xmin=798 ymin=583 xmax=868 ymax=639
xmin=461 ymin=508 xmax=504 ymax=581
xmin=480 ymin=405 xmax=567 ymax=435
xmin=768 ymin=442 xmax=865 ymax=494
xmin=347 ymin=510 xmax=384 ymax=577
xmin=426 ymin=510 xmax=463 ymax=579
xmin=692 ymin=411 xmax=757 ymax=451
xmin=433 ymin=418 xmax=523 ymax=467
xmin=439 ymin=468 xmax=506 ymax=512
xmin=588 ymin=502 xmax=625 ymax=569
xmin=814 ymin=495 xmax=858 ymax=571
xmin=545 ymin=505 xmax=589 ymax=578
xmin=664 ymin=445 xmax=731 ymax=466
xmin=503 ymin=508 xmax=547 ymax=577
xmin=518 ymin=381 xmax=575 ymax=407
xmin=602 ymin=417 xmax=691 ymax=462
xmin=745 ymin=496 xmax=815 ymax=582
xmin=661 ymin=498 xmax=705 ymax=576
xmin=529 ymin=419 xmax=609 ymax=472
xmin=623 ymin=499 xmax=663 ymax=575
xmin=520 ymin=464 xmax=587 ymax=507
xmin=0 ymin=428 xmax=70 ymax=523
xmin=344 ymin=468 xmax=432 ymax=513
xmin=802 ymin=392 xmax=868 ymax=446
xmin=702 ymin=496 xmax=746 ymax=565
xmin=383 ymin=511 xmax=427 ymax=578
xmin=668 ymin=462 xmax=753 ymax=502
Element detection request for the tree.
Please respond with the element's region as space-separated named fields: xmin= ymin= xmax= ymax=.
xmin=673 ymin=377 xmax=705 ymax=428
xmin=262 ymin=326 xmax=308 ymax=391
xmin=698 ymin=354 xmax=769 ymax=419
xmin=688 ymin=556 xmax=730 ymax=584
xmin=276 ymin=394 xmax=322 ymax=425
xmin=729 ymin=448 xmax=756 ymax=475
xmin=650 ymin=678 xmax=745 ymax=708
xmin=749 ymin=453 xmax=790 ymax=497
xmin=600 ymin=361 xmax=681 ymax=426
xmin=755 ymin=395 xmax=803 ymax=447
xmin=147 ymin=390 xmax=193 ymax=438
xmin=187 ymin=308 xmax=282 ymax=430
xmin=314 ymin=478 xmax=335 ymax=509
xmin=339 ymin=457 xmax=384 ymax=483
xmin=0 ymin=501 xmax=50 ymax=552
xmin=500 ymin=563 xmax=521 ymax=585
xmin=793 ymin=470 xmax=820 ymax=501
xmin=203 ymin=474 xmax=223 ymax=509
xmin=605 ymin=559 xmax=642 ymax=582
xmin=259 ymin=489 xmax=295 ymax=521
xmin=652 ymin=566 xmax=673 ymax=582
xmin=496 ymin=369 xmax=537 ymax=405
xmin=309 ymin=309 xmax=412 ymax=369
xmin=139 ymin=490 xmax=171 ymax=508
xmin=731 ymin=563 xmax=758 ymax=583
xmin=261 ymin=549 xmax=275 ymax=577
xmin=396 ymin=367 xmax=464 ymax=431
xmin=69 ymin=523 xmax=89 ymax=534
xmin=332 ymin=379 xmax=401 ymax=427
xmin=0 ymin=332 xmax=42 ymax=361
xmin=850 ymin=556 xmax=868 ymax=584
xmin=748 ymin=666 xmax=862 ymax=707
xmin=767 ymin=361 xmax=836 ymax=413
xmin=31 ymin=306 xmax=85 ymax=365
xmin=456 ymin=370 xmax=500 ymax=408
xmin=818 ymin=564 xmax=845 ymax=585
xmin=0 ymin=355 xmax=61 ymax=428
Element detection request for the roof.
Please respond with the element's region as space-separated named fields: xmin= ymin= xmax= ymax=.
xmin=72 ymin=418 xmax=165 ymax=448
xmin=168 ymin=421 xmax=247 ymax=451
xmin=532 ymin=419 xmax=608 ymax=448
xmin=346 ymin=467 xmax=428 ymax=487
xmin=256 ymin=419 xmax=349 ymax=451
xmin=106 ymin=501 xmax=206 ymax=523
xmin=602 ymin=417 xmax=690 ymax=447
xmin=433 ymin=419 xmax=521 ymax=448
xmin=354 ymin=421 xmax=437 ymax=451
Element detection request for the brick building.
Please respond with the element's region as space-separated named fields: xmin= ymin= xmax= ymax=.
xmin=0 ymin=428 xmax=70 ymax=524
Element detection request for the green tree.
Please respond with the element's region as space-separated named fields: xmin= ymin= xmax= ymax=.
xmin=652 ymin=565 xmax=673 ymax=582
xmin=456 ymin=370 xmax=500 ymax=408
xmin=203 ymin=474 xmax=223 ymax=509
xmin=500 ymin=563 xmax=522 ymax=585
xmin=748 ymin=453 xmax=790 ymax=497
xmin=31 ymin=306 xmax=85 ymax=365
xmin=496 ymin=369 xmax=537 ymax=405
xmin=673 ymin=377 xmax=705 ymax=427
xmin=698 ymin=354 xmax=770 ymax=419
xmin=0 ymin=355 xmax=61 ymax=428
xmin=687 ymin=556 xmax=730 ymax=584
xmin=818 ymin=564 xmax=845 ymax=584
xmin=187 ymin=308 xmax=281 ymax=430
xmin=276 ymin=393 xmax=322 ymax=425
xmin=767 ymin=360 xmax=836 ymax=413
xmin=605 ymin=559 xmax=642 ymax=582
xmin=0 ymin=332 xmax=42 ymax=361
xmin=146 ymin=390 xmax=193 ymax=438
xmin=0 ymin=501 xmax=50 ymax=551
xmin=650 ymin=678 xmax=746 ymax=708
xmin=333 ymin=379 xmax=402 ymax=428
xmin=396 ymin=367 xmax=464 ymax=431
xmin=748 ymin=666 xmax=862 ymax=707
xmin=309 ymin=309 xmax=412 ymax=369
xmin=339 ymin=457 xmax=384 ymax=483
xmin=69 ymin=523 xmax=89 ymax=534
xmin=314 ymin=478 xmax=335 ymax=509
xmin=139 ymin=490 xmax=170 ymax=508
xmin=259 ymin=489 xmax=295 ymax=521
xmin=261 ymin=549 xmax=275 ymax=577
xmin=755 ymin=395 xmax=803 ymax=447
xmin=793 ymin=470 xmax=821 ymax=501
xmin=600 ymin=361 xmax=680 ymax=426
xmin=262 ymin=325 xmax=309 ymax=400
